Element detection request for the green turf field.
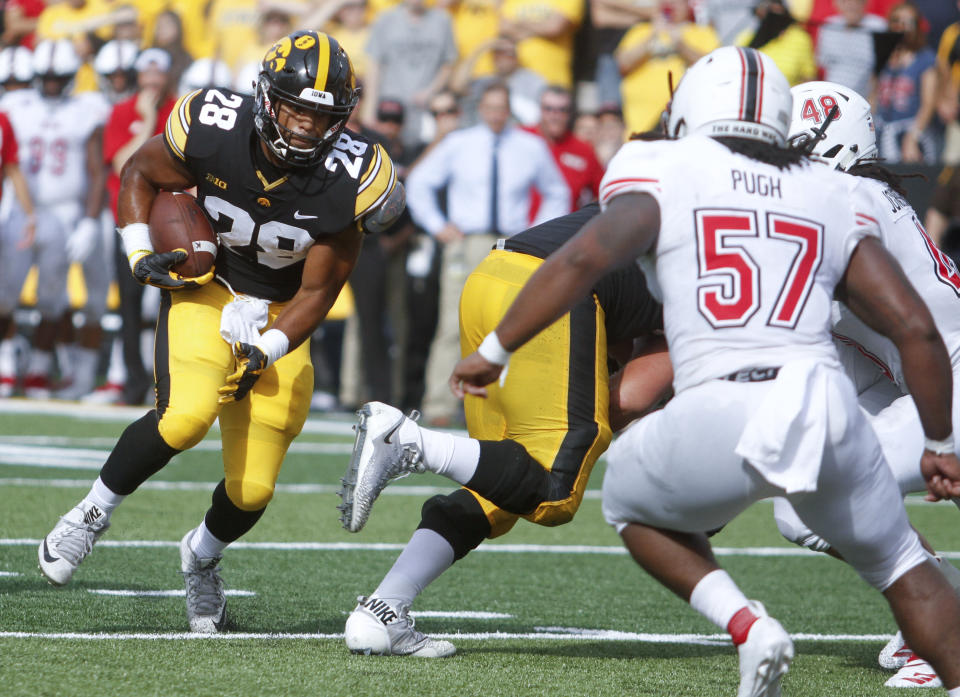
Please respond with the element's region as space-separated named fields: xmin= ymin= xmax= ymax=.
xmin=2 ymin=401 xmax=957 ymax=696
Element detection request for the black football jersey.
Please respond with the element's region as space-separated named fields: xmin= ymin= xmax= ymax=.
xmin=163 ymin=88 xmax=398 ymax=301
xmin=501 ymin=203 xmax=662 ymax=343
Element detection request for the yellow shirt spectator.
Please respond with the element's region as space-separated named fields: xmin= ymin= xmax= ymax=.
xmin=451 ymin=0 xmax=500 ymax=78
xmin=205 ymin=0 xmax=260 ymax=72
xmin=36 ymin=0 xmax=108 ymax=40
xmin=735 ymin=24 xmax=816 ymax=86
xmin=617 ymin=22 xmax=719 ymax=135
xmin=500 ymin=0 xmax=583 ymax=88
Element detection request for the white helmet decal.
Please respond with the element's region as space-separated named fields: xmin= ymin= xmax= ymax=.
xmin=788 ymin=81 xmax=878 ymax=171
xmin=666 ymin=47 xmax=792 ymax=146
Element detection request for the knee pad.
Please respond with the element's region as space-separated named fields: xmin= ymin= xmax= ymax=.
xmin=467 ymin=439 xmax=559 ymax=515
xmin=157 ymin=411 xmax=215 ymax=451
xmin=418 ymin=490 xmax=491 ymax=561
xmin=225 ymin=477 xmax=275 ymax=511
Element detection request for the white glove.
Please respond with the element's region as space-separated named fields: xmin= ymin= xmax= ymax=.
xmin=66 ymin=217 xmax=100 ymax=263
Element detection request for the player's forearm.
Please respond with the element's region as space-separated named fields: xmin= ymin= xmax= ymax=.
xmin=5 ymin=165 xmax=34 ymax=217
xmin=898 ymin=329 xmax=954 ymax=440
xmin=270 ymin=286 xmax=342 ymax=350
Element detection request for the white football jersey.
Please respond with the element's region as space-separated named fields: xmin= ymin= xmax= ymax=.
xmin=831 ymin=177 xmax=960 ymax=389
xmin=600 ymin=135 xmax=881 ymax=393
xmin=7 ymin=90 xmax=109 ymax=207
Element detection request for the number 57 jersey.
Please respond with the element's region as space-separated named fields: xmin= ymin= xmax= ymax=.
xmin=599 ymin=135 xmax=882 ymax=394
xmin=163 ymin=87 xmax=398 ymax=302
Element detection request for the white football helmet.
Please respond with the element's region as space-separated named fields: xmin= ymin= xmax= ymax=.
xmin=33 ymin=39 xmax=80 ymax=78
xmin=94 ymin=40 xmax=139 ymax=76
xmin=178 ymin=58 xmax=232 ymax=97
xmin=788 ymin=81 xmax=878 ymax=171
xmin=665 ymin=46 xmax=792 ymax=146
xmin=0 ymin=46 xmax=33 ymax=85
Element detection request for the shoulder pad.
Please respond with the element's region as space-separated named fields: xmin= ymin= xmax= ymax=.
xmin=354 ymin=142 xmax=398 ymax=221
xmin=163 ymin=89 xmax=202 ymax=162
xmin=361 ymin=179 xmax=405 ymax=234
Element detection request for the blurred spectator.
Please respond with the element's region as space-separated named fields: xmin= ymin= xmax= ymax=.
xmin=449 ymin=0 xmax=501 ymax=81
xmin=616 ymin=0 xmax=719 ymax=136
xmin=594 ymin=102 xmax=626 ymax=164
xmin=203 ymin=0 xmax=260 ymax=74
xmin=572 ymin=109 xmax=599 ymax=144
xmin=36 ymin=0 xmax=137 ymax=42
xmin=589 ymin=0 xmax=656 ymax=107
xmin=937 ymin=1 xmax=960 ymax=164
xmin=704 ymin=0 xmax=758 ymax=45
xmin=363 ymin=0 xmax=458 ymax=147
xmin=304 ymin=0 xmax=371 ymax=80
xmin=450 ymin=35 xmax=545 ymax=127
xmin=3 ymin=0 xmax=45 ymax=49
xmin=736 ymin=0 xmax=817 ymax=86
xmin=99 ymin=47 xmax=176 ymax=405
xmin=233 ymin=9 xmax=294 ymax=94
xmin=406 ymin=82 xmax=567 ymax=425
xmin=874 ymin=2 xmax=938 ymax=163
xmin=816 ymin=0 xmax=888 ymax=97
xmin=925 ymin=165 xmax=960 ymax=258
xmin=93 ymin=39 xmax=139 ymax=103
xmin=500 ymin=0 xmax=584 ymax=89
xmin=147 ymin=10 xmax=193 ymax=92
xmin=524 ymin=85 xmax=604 ymax=213
xmin=912 ymin=0 xmax=960 ymax=49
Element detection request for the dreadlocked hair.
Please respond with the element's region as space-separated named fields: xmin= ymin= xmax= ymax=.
xmin=713 ymin=137 xmax=807 ymax=170
xmin=847 ymin=160 xmax=923 ymax=198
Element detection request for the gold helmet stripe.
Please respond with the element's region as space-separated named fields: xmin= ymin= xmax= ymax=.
xmin=313 ymin=32 xmax=332 ymax=93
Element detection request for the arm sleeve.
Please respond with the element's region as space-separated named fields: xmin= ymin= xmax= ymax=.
xmin=405 ymin=139 xmax=453 ymax=235
xmin=841 ymin=179 xmax=884 ymax=266
xmin=162 ymin=89 xmax=202 ymax=163
xmin=598 ymin=140 xmax=666 ymax=210
xmin=354 ymin=143 xmax=399 ymax=221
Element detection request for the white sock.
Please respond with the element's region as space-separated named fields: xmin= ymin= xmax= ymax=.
xmin=948 ymin=687 xmax=960 ymax=696
xmin=106 ymin=337 xmax=126 ymax=385
xmin=0 ymin=339 xmax=15 ymax=375
xmin=689 ymin=569 xmax=751 ymax=630
xmin=404 ymin=420 xmax=480 ymax=485
xmin=79 ymin=476 xmax=125 ymax=521
xmin=188 ymin=521 xmax=228 ymax=559
xmin=27 ymin=349 xmax=52 ymax=376
xmin=372 ymin=528 xmax=455 ymax=606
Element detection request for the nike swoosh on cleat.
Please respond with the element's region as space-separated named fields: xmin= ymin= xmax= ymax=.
xmin=42 ymin=538 xmax=59 ymax=564
xmin=382 ymin=416 xmax=405 ymax=444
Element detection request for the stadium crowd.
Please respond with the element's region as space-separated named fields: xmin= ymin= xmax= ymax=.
xmin=1 ymin=0 xmax=960 ymax=426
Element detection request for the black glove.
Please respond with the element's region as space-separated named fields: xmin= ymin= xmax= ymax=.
xmin=218 ymin=342 xmax=268 ymax=404
xmin=132 ymin=249 xmax=214 ymax=290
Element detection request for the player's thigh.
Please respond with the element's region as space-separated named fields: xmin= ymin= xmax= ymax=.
xmin=155 ymin=283 xmax=233 ymax=450
xmin=219 ymin=334 xmax=313 ymax=509
xmin=867 ymin=394 xmax=924 ymax=495
xmin=788 ymin=415 xmax=926 ymax=590
xmin=602 ymin=381 xmax=777 ymax=533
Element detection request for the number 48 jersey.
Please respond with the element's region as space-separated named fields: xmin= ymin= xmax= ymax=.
xmin=599 ymin=135 xmax=882 ymax=394
xmin=163 ymin=87 xmax=398 ymax=301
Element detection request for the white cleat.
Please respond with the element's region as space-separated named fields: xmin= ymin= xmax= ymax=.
xmin=344 ymin=596 xmax=456 ymax=657
xmin=38 ymin=504 xmax=109 ymax=586
xmin=338 ymin=402 xmax=425 ymax=533
xmin=879 ymin=631 xmax=913 ymax=671
xmin=884 ymin=654 xmax=942 ymax=688
xmin=737 ymin=601 xmax=794 ymax=697
xmin=179 ymin=531 xmax=226 ymax=633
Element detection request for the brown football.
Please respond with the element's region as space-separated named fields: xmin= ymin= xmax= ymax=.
xmin=148 ymin=191 xmax=218 ymax=278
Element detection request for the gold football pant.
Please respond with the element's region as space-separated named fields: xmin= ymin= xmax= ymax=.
xmin=459 ymin=249 xmax=612 ymax=538
xmin=154 ymin=280 xmax=313 ymax=511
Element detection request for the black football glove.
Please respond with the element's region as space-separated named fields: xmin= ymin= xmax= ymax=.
xmin=132 ymin=249 xmax=214 ymax=290
xmin=218 ymin=342 xmax=268 ymax=404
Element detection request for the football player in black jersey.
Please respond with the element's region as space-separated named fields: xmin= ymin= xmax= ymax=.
xmin=337 ymin=204 xmax=672 ymax=656
xmin=37 ymin=31 xmax=403 ymax=633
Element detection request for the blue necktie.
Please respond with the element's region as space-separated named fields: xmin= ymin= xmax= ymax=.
xmin=490 ymin=134 xmax=500 ymax=235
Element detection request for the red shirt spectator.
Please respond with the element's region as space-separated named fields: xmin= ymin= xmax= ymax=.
xmin=4 ymin=0 xmax=46 ymax=48
xmin=524 ymin=86 xmax=605 ymax=218
xmin=0 ymin=111 xmax=20 ymax=195
xmin=103 ymin=49 xmax=176 ymax=218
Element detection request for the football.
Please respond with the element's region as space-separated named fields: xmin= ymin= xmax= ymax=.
xmin=148 ymin=191 xmax=218 ymax=278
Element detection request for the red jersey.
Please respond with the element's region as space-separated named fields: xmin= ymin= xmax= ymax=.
xmin=0 ymin=111 xmax=19 ymax=205
xmin=523 ymin=125 xmax=605 ymax=219
xmin=7 ymin=0 xmax=45 ymax=48
xmin=103 ymin=93 xmax=177 ymax=218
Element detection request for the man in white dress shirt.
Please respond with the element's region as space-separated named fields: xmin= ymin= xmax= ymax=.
xmin=406 ymin=82 xmax=568 ymax=425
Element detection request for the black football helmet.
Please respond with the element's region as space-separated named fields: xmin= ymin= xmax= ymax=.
xmin=254 ymin=30 xmax=360 ymax=168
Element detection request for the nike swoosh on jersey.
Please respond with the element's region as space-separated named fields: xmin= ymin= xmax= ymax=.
xmin=42 ymin=538 xmax=59 ymax=563
xmin=293 ymin=211 xmax=318 ymax=220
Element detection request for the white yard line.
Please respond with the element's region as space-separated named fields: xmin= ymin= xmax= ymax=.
xmin=0 ymin=629 xmax=893 ymax=644
xmin=4 ymin=537 xmax=958 ymax=558
xmin=86 ymin=589 xmax=256 ymax=597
